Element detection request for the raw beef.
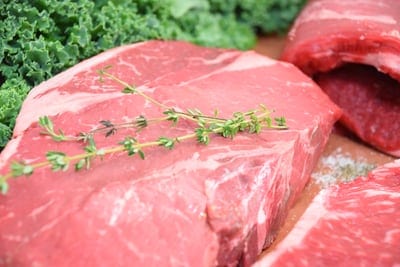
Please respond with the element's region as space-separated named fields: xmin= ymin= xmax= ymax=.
xmin=0 ymin=40 xmax=340 ymax=267
xmin=254 ymin=159 xmax=400 ymax=267
xmin=281 ymin=0 xmax=400 ymax=157
xmin=315 ymin=64 xmax=400 ymax=157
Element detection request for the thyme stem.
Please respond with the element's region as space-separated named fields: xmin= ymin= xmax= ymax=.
xmin=0 ymin=69 xmax=288 ymax=194
xmin=99 ymin=70 xmax=169 ymax=110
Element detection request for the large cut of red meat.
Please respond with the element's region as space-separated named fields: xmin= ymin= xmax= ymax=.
xmin=0 ymin=41 xmax=340 ymax=267
xmin=254 ymin=159 xmax=400 ymax=266
xmin=281 ymin=0 xmax=400 ymax=157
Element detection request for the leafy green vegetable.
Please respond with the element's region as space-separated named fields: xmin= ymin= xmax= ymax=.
xmin=0 ymin=0 xmax=305 ymax=149
xmin=0 ymin=69 xmax=288 ymax=193
xmin=209 ymin=0 xmax=307 ymax=34
xmin=0 ymin=78 xmax=30 ymax=146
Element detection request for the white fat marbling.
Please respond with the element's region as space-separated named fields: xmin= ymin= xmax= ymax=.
xmin=177 ymin=52 xmax=276 ymax=87
xmin=253 ymin=190 xmax=331 ymax=266
xmin=384 ymin=229 xmax=400 ymax=243
xmin=108 ymin=188 xmax=135 ymax=226
xmin=362 ymin=52 xmax=400 ymax=73
xmin=0 ymin=135 xmax=23 ymax=170
xmin=381 ymin=159 xmax=400 ymax=168
xmin=363 ymin=188 xmax=400 ymax=199
xmin=14 ymin=90 xmax=125 ymax=135
xmin=191 ymin=51 xmax=240 ymax=65
xmin=382 ymin=30 xmax=400 ymax=39
xmin=27 ymin=42 xmax=147 ymax=100
xmin=218 ymin=52 xmax=276 ymax=72
xmin=302 ymin=9 xmax=396 ymax=25
xmin=282 ymin=192 xmax=333 ymax=246
xmin=29 ymin=200 xmax=56 ymax=218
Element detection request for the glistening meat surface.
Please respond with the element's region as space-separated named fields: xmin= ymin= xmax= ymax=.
xmin=315 ymin=64 xmax=400 ymax=155
xmin=254 ymin=159 xmax=400 ymax=267
xmin=281 ymin=0 xmax=400 ymax=157
xmin=0 ymin=41 xmax=340 ymax=267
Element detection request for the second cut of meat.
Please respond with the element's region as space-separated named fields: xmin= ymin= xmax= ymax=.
xmin=281 ymin=0 xmax=400 ymax=157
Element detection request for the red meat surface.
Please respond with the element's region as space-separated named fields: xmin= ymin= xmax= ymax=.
xmin=254 ymin=159 xmax=400 ymax=267
xmin=281 ymin=0 xmax=400 ymax=157
xmin=0 ymin=41 xmax=340 ymax=267
xmin=315 ymin=64 xmax=400 ymax=155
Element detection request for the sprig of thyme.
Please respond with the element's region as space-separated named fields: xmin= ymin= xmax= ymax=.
xmin=98 ymin=67 xmax=169 ymax=110
xmin=38 ymin=116 xmax=71 ymax=142
xmin=0 ymin=68 xmax=288 ymax=194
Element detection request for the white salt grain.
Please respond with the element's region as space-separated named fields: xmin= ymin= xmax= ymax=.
xmin=312 ymin=148 xmax=376 ymax=188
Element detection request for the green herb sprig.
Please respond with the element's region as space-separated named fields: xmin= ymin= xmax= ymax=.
xmin=0 ymin=70 xmax=287 ymax=194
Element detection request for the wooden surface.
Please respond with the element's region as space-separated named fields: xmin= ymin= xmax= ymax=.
xmin=253 ymin=36 xmax=395 ymax=255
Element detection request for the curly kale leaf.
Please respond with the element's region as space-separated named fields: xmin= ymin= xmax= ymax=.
xmin=0 ymin=77 xmax=30 ymax=147
xmin=208 ymin=0 xmax=307 ymax=34
xmin=0 ymin=0 xmax=304 ymax=149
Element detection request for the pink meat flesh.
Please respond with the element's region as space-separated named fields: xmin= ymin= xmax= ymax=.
xmin=0 ymin=40 xmax=341 ymax=266
xmin=254 ymin=159 xmax=400 ymax=267
xmin=0 ymin=41 xmax=340 ymax=267
xmin=281 ymin=0 xmax=400 ymax=157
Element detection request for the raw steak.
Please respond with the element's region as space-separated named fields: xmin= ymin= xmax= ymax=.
xmin=254 ymin=159 xmax=400 ymax=267
xmin=0 ymin=40 xmax=340 ymax=267
xmin=281 ymin=0 xmax=400 ymax=157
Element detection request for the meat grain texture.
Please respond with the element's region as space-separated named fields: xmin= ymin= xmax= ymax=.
xmin=254 ymin=159 xmax=400 ymax=267
xmin=0 ymin=41 xmax=340 ymax=267
xmin=281 ymin=0 xmax=400 ymax=157
xmin=252 ymin=1 xmax=400 ymax=265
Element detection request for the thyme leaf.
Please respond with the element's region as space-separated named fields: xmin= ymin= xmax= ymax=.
xmin=11 ymin=162 xmax=34 ymax=177
xmin=120 ymin=137 xmax=145 ymax=159
xmin=163 ymin=109 xmax=179 ymax=124
xmin=195 ymin=127 xmax=211 ymax=145
xmin=121 ymin=86 xmax=136 ymax=94
xmin=46 ymin=151 xmax=69 ymax=171
xmin=158 ymin=137 xmax=175 ymax=150
xmin=39 ymin=116 xmax=70 ymax=142
xmin=0 ymin=180 xmax=9 ymax=195
xmin=0 ymin=70 xmax=288 ymax=194
xmin=135 ymin=116 xmax=148 ymax=130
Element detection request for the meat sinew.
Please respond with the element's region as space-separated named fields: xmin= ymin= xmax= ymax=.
xmin=0 ymin=41 xmax=340 ymax=267
xmin=281 ymin=0 xmax=400 ymax=157
xmin=254 ymin=159 xmax=400 ymax=267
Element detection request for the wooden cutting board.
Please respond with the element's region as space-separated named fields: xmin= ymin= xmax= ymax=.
xmin=253 ymin=36 xmax=395 ymax=255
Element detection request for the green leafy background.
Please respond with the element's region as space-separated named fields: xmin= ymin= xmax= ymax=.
xmin=0 ymin=0 xmax=305 ymax=148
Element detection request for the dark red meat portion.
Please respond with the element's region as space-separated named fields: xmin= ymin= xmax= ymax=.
xmin=315 ymin=64 xmax=400 ymax=153
xmin=281 ymin=0 xmax=400 ymax=156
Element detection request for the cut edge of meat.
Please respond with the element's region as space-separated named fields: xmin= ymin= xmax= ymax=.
xmin=282 ymin=0 xmax=400 ymax=80
xmin=314 ymin=64 xmax=400 ymax=157
xmin=280 ymin=0 xmax=400 ymax=158
xmin=253 ymin=158 xmax=400 ymax=267
xmin=0 ymin=40 xmax=341 ymax=267
xmin=282 ymin=36 xmax=400 ymax=82
xmin=252 ymin=188 xmax=330 ymax=267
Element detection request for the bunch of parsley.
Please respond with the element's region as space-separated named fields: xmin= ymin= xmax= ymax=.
xmin=0 ymin=0 xmax=305 ymax=148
